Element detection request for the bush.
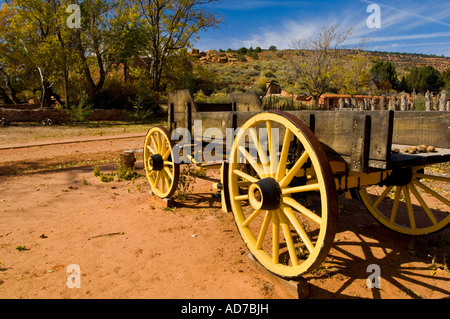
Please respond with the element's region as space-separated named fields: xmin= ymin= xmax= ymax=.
xmin=67 ymin=91 xmax=93 ymax=122
xmin=405 ymin=66 xmax=444 ymax=93
xmin=262 ymin=95 xmax=307 ymax=110
xmin=194 ymin=91 xmax=230 ymax=104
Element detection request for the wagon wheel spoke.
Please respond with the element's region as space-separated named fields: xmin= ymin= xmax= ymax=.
xmin=242 ymin=209 xmax=262 ymax=227
xmin=266 ymin=120 xmax=279 ymax=176
xmin=412 ymin=179 xmax=450 ymax=207
xmin=415 ymin=173 xmax=450 ymax=183
xmin=271 ymin=211 xmax=280 ymax=264
xmin=256 ymin=211 xmax=272 ymax=250
xmin=390 ymin=186 xmax=402 ymax=223
xmin=232 ymin=168 xmax=259 ymax=184
xmin=147 ymin=144 xmax=157 ymax=155
xmin=282 ymin=196 xmax=322 ymax=224
xmin=408 ymin=183 xmax=438 ymax=225
xmin=403 ymin=186 xmax=416 ymax=230
xmin=279 ymin=151 xmax=309 ymax=189
xmin=228 ymin=111 xmax=337 ymax=279
xmin=249 ymin=127 xmax=270 ymax=175
xmin=237 ymin=146 xmax=264 ymax=178
xmin=276 ymin=129 xmax=292 ymax=182
xmin=162 ymin=148 xmax=172 ymax=161
xmin=358 ymin=166 xmax=450 ymax=236
xmin=276 ymin=209 xmax=299 ymax=266
xmin=282 ymin=205 xmax=314 ymax=253
xmin=150 ymin=134 xmax=158 ymax=153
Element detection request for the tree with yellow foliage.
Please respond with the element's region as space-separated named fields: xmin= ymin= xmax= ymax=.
xmin=290 ymin=25 xmax=352 ymax=107
xmin=339 ymin=51 xmax=371 ymax=96
xmin=133 ymin=0 xmax=222 ymax=104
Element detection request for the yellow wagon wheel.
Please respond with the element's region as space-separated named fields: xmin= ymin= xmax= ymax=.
xmin=358 ymin=166 xmax=450 ymax=236
xmin=228 ymin=111 xmax=338 ymax=279
xmin=144 ymin=126 xmax=179 ymax=198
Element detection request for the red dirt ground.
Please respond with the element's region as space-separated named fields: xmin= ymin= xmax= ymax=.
xmin=0 ymin=132 xmax=449 ymax=299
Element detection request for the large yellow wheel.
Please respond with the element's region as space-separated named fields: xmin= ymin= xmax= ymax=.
xmin=228 ymin=111 xmax=338 ymax=279
xmin=359 ymin=166 xmax=450 ymax=236
xmin=144 ymin=126 xmax=179 ymax=198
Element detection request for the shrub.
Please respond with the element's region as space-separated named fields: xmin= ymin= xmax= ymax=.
xmin=67 ymin=91 xmax=93 ymax=122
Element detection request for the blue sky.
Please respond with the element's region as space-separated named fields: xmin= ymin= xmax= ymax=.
xmin=196 ymin=0 xmax=450 ymax=57
xmin=1 ymin=0 xmax=448 ymax=57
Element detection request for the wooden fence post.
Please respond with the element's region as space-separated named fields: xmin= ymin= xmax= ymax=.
xmin=439 ymin=90 xmax=447 ymax=111
xmin=425 ymin=91 xmax=431 ymax=111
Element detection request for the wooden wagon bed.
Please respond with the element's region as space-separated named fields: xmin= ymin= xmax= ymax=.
xmin=168 ymin=90 xmax=449 ymax=172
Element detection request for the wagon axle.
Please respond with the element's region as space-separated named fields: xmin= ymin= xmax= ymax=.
xmin=148 ymin=154 xmax=165 ymax=172
xmin=380 ymin=167 xmax=413 ymax=187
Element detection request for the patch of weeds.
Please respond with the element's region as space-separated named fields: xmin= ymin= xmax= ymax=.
xmin=92 ymin=164 xmax=101 ymax=177
xmin=115 ymin=163 xmax=141 ymax=181
xmin=93 ymin=162 xmax=143 ymax=183
xmin=175 ymin=165 xmax=205 ymax=200
xmin=100 ymin=174 xmax=115 ymax=183
xmin=16 ymin=245 xmax=29 ymax=251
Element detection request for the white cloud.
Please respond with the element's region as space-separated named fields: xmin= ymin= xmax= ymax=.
xmin=234 ymin=20 xmax=322 ymax=49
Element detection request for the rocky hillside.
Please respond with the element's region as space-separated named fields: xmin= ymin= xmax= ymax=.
xmin=190 ymin=48 xmax=450 ymax=73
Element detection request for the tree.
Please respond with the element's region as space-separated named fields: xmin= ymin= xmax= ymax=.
xmin=5 ymin=0 xmax=82 ymax=108
xmin=290 ymin=25 xmax=352 ymax=106
xmin=108 ymin=0 xmax=144 ymax=83
xmin=134 ymin=0 xmax=222 ymax=104
xmin=441 ymin=68 xmax=450 ymax=91
xmin=405 ymin=66 xmax=444 ymax=93
xmin=73 ymin=0 xmax=119 ymax=103
xmin=8 ymin=0 xmax=64 ymax=108
xmin=369 ymin=60 xmax=398 ymax=92
xmin=0 ymin=3 xmax=23 ymax=104
xmin=339 ymin=52 xmax=371 ymax=96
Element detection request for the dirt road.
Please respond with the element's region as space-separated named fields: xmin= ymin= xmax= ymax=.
xmin=0 ymin=131 xmax=449 ymax=299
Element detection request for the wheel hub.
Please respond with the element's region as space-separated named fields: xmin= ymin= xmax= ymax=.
xmin=248 ymin=178 xmax=282 ymax=211
xmin=148 ymin=154 xmax=164 ymax=171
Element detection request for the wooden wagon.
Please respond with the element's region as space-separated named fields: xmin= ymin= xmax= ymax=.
xmin=143 ymin=89 xmax=450 ymax=279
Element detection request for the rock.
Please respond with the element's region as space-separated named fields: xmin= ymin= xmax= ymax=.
xmin=218 ymin=56 xmax=228 ymax=64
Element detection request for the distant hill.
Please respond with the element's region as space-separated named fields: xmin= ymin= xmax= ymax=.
xmin=192 ymin=48 xmax=450 ymax=73
xmin=360 ymin=51 xmax=450 ymax=74
xmin=190 ymin=48 xmax=450 ymax=94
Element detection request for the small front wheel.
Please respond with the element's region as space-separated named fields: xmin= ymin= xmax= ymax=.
xmin=144 ymin=126 xmax=179 ymax=198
